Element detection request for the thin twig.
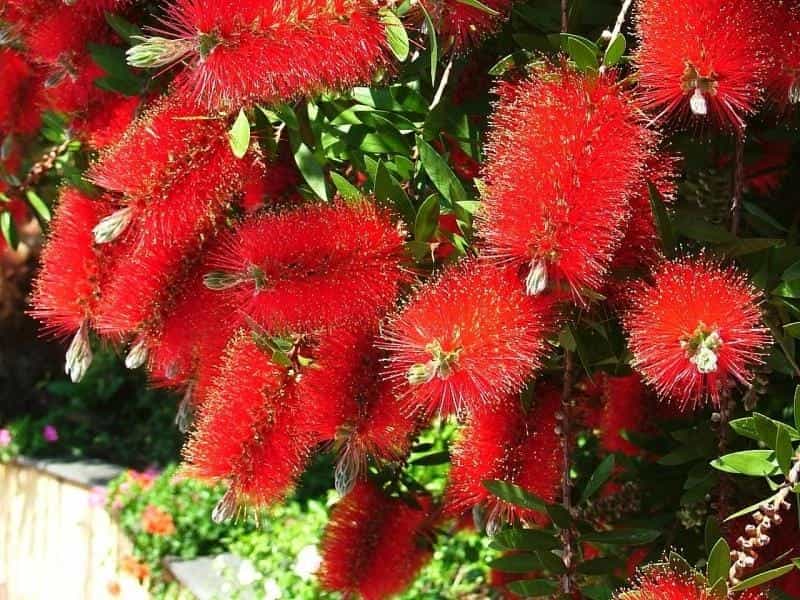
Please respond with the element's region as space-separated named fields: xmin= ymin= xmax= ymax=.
xmin=429 ymin=56 xmax=454 ymax=110
xmin=609 ymin=0 xmax=634 ymax=41
xmin=730 ymin=130 xmax=746 ymax=235
xmin=559 ymin=350 xmax=576 ymax=595
xmin=561 ymin=0 xmax=568 ymax=33
xmin=716 ymin=393 xmax=733 ymax=519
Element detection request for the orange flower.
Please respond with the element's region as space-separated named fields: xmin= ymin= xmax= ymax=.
xmin=141 ymin=504 xmax=176 ymax=536
xmin=120 ymin=555 xmax=150 ymax=582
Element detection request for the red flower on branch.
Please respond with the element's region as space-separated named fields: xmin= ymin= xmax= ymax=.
xmin=624 ymin=257 xmax=770 ymax=408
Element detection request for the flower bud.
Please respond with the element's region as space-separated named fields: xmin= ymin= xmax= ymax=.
xmin=93 ymin=206 xmax=133 ymax=244
xmin=65 ymin=323 xmax=93 ymax=383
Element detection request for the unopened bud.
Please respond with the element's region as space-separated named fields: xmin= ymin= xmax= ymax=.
xmin=690 ymin=88 xmax=708 ymax=115
xmin=125 ymin=338 xmax=148 ymax=369
xmin=212 ymin=487 xmax=238 ymax=523
xmin=204 ymin=270 xmax=244 ymax=291
xmin=407 ymin=362 xmax=435 ymax=385
xmin=93 ymin=206 xmax=133 ymax=244
xmin=524 ymin=259 xmax=548 ymax=296
xmin=790 ymin=78 xmax=800 ymax=105
xmin=65 ymin=323 xmax=93 ymax=383
xmin=127 ymin=36 xmax=194 ymax=69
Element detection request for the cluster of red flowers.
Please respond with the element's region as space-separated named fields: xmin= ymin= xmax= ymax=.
xmin=617 ymin=562 xmax=765 ymax=600
xmin=18 ymin=0 xmax=795 ymax=597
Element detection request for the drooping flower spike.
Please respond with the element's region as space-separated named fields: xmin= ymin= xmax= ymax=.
xmin=205 ymin=200 xmax=408 ymax=334
xmin=297 ymin=326 xmax=423 ymax=494
xmin=443 ymin=384 xmax=563 ymax=534
xmin=318 ymin=480 xmax=435 ymax=600
xmin=634 ymin=0 xmax=771 ymax=130
xmin=480 ymin=65 xmax=652 ymax=299
xmin=381 ymin=260 xmax=556 ymax=416
xmin=0 ymin=48 xmax=43 ymax=136
xmin=436 ymin=0 xmax=513 ymax=51
xmin=128 ymin=0 xmax=390 ymax=110
xmin=764 ymin=1 xmax=800 ymax=110
xmin=624 ymin=256 xmax=770 ymax=408
xmin=183 ymin=332 xmax=314 ymax=519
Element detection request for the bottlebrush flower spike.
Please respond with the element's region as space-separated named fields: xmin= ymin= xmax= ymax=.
xmin=480 ymin=66 xmax=651 ymax=299
xmin=634 ymin=0 xmax=771 ymax=130
xmin=205 ymin=200 xmax=407 ymax=333
xmin=624 ymin=257 xmax=770 ymax=408
xmin=444 ymin=385 xmax=562 ymax=533
xmin=183 ymin=332 xmax=314 ymax=517
xmin=597 ymin=373 xmax=649 ymax=457
xmin=319 ymin=480 xmax=435 ymax=600
xmin=765 ymin=1 xmax=800 ymax=110
xmin=128 ymin=0 xmax=390 ymax=109
xmin=297 ymin=326 xmax=422 ymax=494
xmin=88 ymin=96 xmax=230 ymax=201
xmin=437 ymin=0 xmax=512 ymax=51
xmin=381 ymin=261 xmax=555 ymax=416
xmin=616 ymin=561 xmax=765 ymax=599
xmin=0 ymin=48 xmax=42 ymax=135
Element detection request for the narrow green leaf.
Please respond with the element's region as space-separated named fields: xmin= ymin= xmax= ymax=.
xmin=488 ymin=51 xmax=532 ymax=76
xmin=409 ymin=450 xmax=449 ymax=465
xmin=730 ymin=564 xmax=795 ymax=592
xmin=506 ymin=579 xmax=558 ymax=597
xmin=577 ymin=558 xmax=624 ymax=575
xmin=724 ymin=492 xmax=781 ymax=522
xmin=603 ymin=34 xmax=626 ymax=67
xmin=774 ymin=280 xmax=800 ymax=299
xmin=648 ymin=182 xmax=675 ymax=258
xmin=483 ymin=480 xmax=547 ymax=512
xmin=489 ymin=552 xmax=540 ymax=573
xmin=329 ymin=172 xmax=362 ymax=202
xmin=414 ymin=194 xmax=440 ymax=242
xmin=228 ymin=109 xmax=251 ymax=159
xmin=374 ymin=161 xmax=415 ymax=223
xmin=673 ymin=213 xmax=736 ymax=243
xmin=704 ymin=517 xmax=722 ymax=553
xmin=776 ymin=426 xmax=793 ymax=475
xmin=0 ymin=211 xmax=18 ymax=250
xmin=417 ymin=137 xmax=465 ymax=206
xmin=454 ymin=0 xmax=499 ymax=15
xmin=794 ymin=386 xmax=800 ymax=432
xmin=707 ymin=538 xmax=731 ymax=587
xmin=545 ymin=503 xmax=573 ymax=529
xmin=580 ymin=455 xmax=615 ymax=504
xmin=784 ymin=322 xmax=800 ymax=338
xmin=293 ymin=142 xmax=328 ymax=201
xmin=492 ymin=529 xmax=561 ymax=552
xmin=579 ymin=528 xmax=660 ymax=545
xmin=710 ymin=450 xmax=779 ymax=477
xmin=25 ymin=190 xmax=51 ymax=223
xmin=419 ymin=3 xmax=438 ymax=84
xmin=380 ymin=10 xmax=409 ymax=62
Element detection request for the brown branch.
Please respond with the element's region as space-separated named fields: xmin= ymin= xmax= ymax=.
xmin=561 ymin=0 xmax=569 ymax=33
xmin=730 ymin=130 xmax=745 ymax=235
xmin=9 ymin=138 xmax=72 ymax=196
xmin=559 ymin=349 xmax=577 ymax=595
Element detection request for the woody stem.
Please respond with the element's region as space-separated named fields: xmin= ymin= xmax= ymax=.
xmin=559 ymin=349 xmax=576 ymax=595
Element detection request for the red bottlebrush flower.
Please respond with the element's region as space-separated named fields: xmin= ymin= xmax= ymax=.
xmin=766 ymin=1 xmax=800 ymax=111
xmin=94 ymin=139 xmax=248 ymax=336
xmin=617 ymin=562 xmax=766 ymax=599
xmin=183 ymin=332 xmax=313 ymax=514
xmin=23 ymin=5 xmax=114 ymax=65
xmin=597 ymin=373 xmax=649 ymax=457
xmin=610 ymin=152 xmax=680 ymax=274
xmin=133 ymin=0 xmax=390 ymax=109
xmin=318 ymin=481 xmax=435 ymax=600
xmin=206 ymin=200 xmax=407 ymax=333
xmin=31 ymin=189 xmax=110 ymax=337
xmin=443 ymin=385 xmax=563 ymax=532
xmin=89 ymin=96 xmax=230 ymax=201
xmin=480 ymin=66 xmax=651 ymax=298
xmin=297 ymin=326 xmax=422 ymax=493
xmin=77 ymin=94 xmax=142 ymax=151
xmin=624 ymin=257 xmax=770 ymax=408
xmin=0 ymin=48 xmax=42 ymax=135
xmin=381 ymin=261 xmax=555 ymax=416
xmin=634 ymin=0 xmax=771 ymax=130
xmin=437 ymin=0 xmax=512 ymax=51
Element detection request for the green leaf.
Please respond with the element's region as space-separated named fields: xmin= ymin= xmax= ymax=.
xmin=648 ymin=182 xmax=675 ymax=258
xmin=489 ymin=552 xmax=540 ymax=573
xmin=545 ymin=503 xmax=573 ymax=529
xmin=707 ymin=538 xmax=731 ymax=587
xmin=673 ymin=213 xmax=736 ymax=243
xmin=724 ymin=492 xmax=782 ymax=522
xmin=565 ymin=35 xmax=599 ymax=71
xmin=417 ymin=137 xmax=466 ymax=206
xmin=730 ymin=564 xmax=795 ymax=592
xmin=773 ymin=280 xmax=800 ymax=298
xmin=228 ymin=109 xmax=250 ymax=159
xmin=705 ymin=517 xmax=722 ymax=553
xmin=488 ymin=51 xmax=533 ymax=76
xmin=783 ymin=261 xmax=800 ymax=282
xmin=0 ymin=211 xmax=17 ymax=250
xmin=409 ymin=450 xmax=449 ymax=465
xmin=580 ymin=455 xmax=615 ymax=504
xmin=506 ymin=579 xmax=558 ymax=597
xmin=795 ymin=386 xmax=800 ymax=432
xmin=454 ymin=0 xmax=499 ymax=15
xmin=492 ymin=529 xmax=561 ymax=552
xmin=374 ymin=161 xmax=415 ymax=223
xmin=603 ymin=33 xmax=626 ymax=67
xmin=776 ymin=426 xmax=793 ymax=475
xmin=329 ymin=172 xmax=362 ymax=202
xmin=720 ymin=237 xmax=785 ymax=257
xmin=414 ymin=194 xmax=440 ymax=242
xmin=577 ymin=558 xmax=624 ymax=575
xmin=25 ymin=190 xmax=51 ymax=223
xmin=419 ymin=3 xmax=438 ymax=84
xmin=483 ymin=480 xmax=547 ymax=512
xmin=711 ymin=450 xmax=779 ymax=477
xmin=784 ymin=322 xmax=800 ymax=338
xmin=293 ymin=142 xmax=328 ymax=201
xmin=104 ymin=12 xmax=142 ymax=44
xmin=579 ymin=528 xmax=660 ymax=545
xmin=380 ymin=10 xmax=409 ymax=62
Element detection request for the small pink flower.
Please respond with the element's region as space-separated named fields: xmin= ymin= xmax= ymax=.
xmin=42 ymin=425 xmax=59 ymax=443
xmin=88 ymin=486 xmax=107 ymax=508
xmin=0 ymin=428 xmax=11 ymax=447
